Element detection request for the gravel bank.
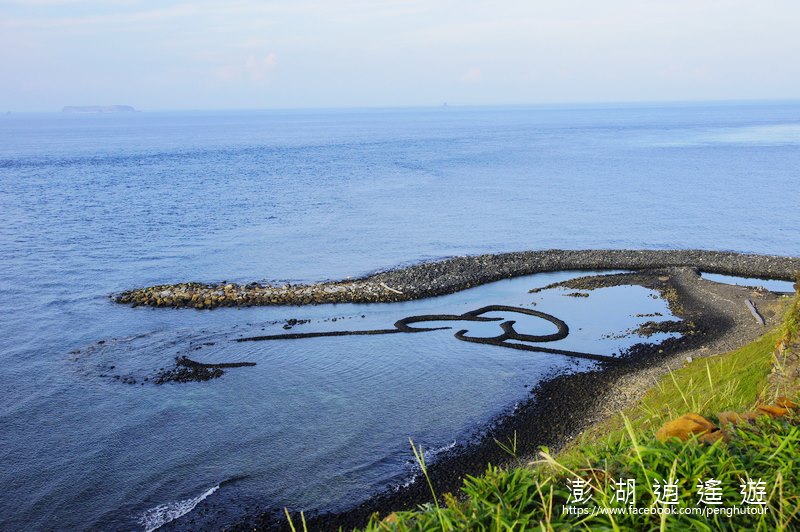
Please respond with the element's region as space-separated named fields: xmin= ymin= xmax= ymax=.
xmin=115 ymin=249 xmax=800 ymax=309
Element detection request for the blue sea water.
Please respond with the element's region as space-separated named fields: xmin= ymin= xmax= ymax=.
xmin=1 ymin=102 xmax=799 ymax=530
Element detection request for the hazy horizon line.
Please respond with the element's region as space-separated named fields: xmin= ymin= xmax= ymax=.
xmin=5 ymin=97 xmax=800 ymax=115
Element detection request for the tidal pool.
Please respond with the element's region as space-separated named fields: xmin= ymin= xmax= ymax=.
xmin=701 ymin=272 xmax=795 ymax=293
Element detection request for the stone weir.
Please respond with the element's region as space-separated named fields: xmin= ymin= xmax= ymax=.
xmin=113 ymin=249 xmax=800 ymax=309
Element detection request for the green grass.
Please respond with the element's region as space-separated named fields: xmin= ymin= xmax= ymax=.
xmin=343 ymin=290 xmax=800 ymax=532
xmin=358 ymin=415 xmax=800 ymax=531
xmin=562 ymin=326 xmax=783 ymax=460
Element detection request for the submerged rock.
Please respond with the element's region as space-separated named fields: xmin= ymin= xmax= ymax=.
xmin=154 ymin=356 xmax=256 ymax=384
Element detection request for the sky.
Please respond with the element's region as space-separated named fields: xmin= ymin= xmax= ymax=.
xmin=1 ymin=0 xmax=799 ymax=111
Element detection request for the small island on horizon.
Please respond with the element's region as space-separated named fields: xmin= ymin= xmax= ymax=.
xmin=62 ymin=105 xmax=138 ymax=113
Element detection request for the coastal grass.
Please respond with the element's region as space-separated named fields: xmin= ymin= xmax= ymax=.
xmin=351 ymin=290 xmax=800 ymax=531
xmin=563 ymin=324 xmax=784 ymax=459
xmin=360 ymin=415 xmax=800 ymax=531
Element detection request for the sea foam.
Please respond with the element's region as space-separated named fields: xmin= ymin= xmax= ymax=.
xmin=138 ymin=484 xmax=219 ymax=531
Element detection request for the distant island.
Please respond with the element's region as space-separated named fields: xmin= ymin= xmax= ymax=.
xmin=62 ymin=105 xmax=138 ymax=113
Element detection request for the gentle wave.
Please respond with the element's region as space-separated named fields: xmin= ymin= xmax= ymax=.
xmin=138 ymin=484 xmax=219 ymax=532
xmin=395 ymin=440 xmax=458 ymax=491
xmin=423 ymin=440 xmax=457 ymax=461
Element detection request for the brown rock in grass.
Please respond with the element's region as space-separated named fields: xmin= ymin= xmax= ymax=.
xmin=698 ymin=430 xmax=728 ymax=444
xmin=775 ymin=397 xmax=798 ymax=409
xmin=756 ymin=405 xmax=791 ymax=418
xmin=656 ymin=413 xmax=717 ymax=442
xmin=717 ymin=411 xmax=759 ymax=426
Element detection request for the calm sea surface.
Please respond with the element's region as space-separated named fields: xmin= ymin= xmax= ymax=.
xmin=1 ymin=103 xmax=799 ymax=530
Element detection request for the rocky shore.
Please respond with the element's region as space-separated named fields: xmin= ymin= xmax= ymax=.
xmin=115 ymin=249 xmax=800 ymax=309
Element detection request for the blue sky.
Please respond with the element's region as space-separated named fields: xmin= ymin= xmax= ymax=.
xmin=1 ymin=0 xmax=799 ymax=111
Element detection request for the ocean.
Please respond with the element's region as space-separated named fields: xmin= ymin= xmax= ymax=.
xmin=1 ymin=102 xmax=799 ymax=530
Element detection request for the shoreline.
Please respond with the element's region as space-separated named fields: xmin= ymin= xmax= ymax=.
xmin=214 ymin=266 xmax=792 ymax=531
xmin=115 ymin=249 xmax=800 ymax=309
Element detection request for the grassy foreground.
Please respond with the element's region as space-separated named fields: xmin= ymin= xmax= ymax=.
xmin=330 ymin=289 xmax=800 ymax=531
